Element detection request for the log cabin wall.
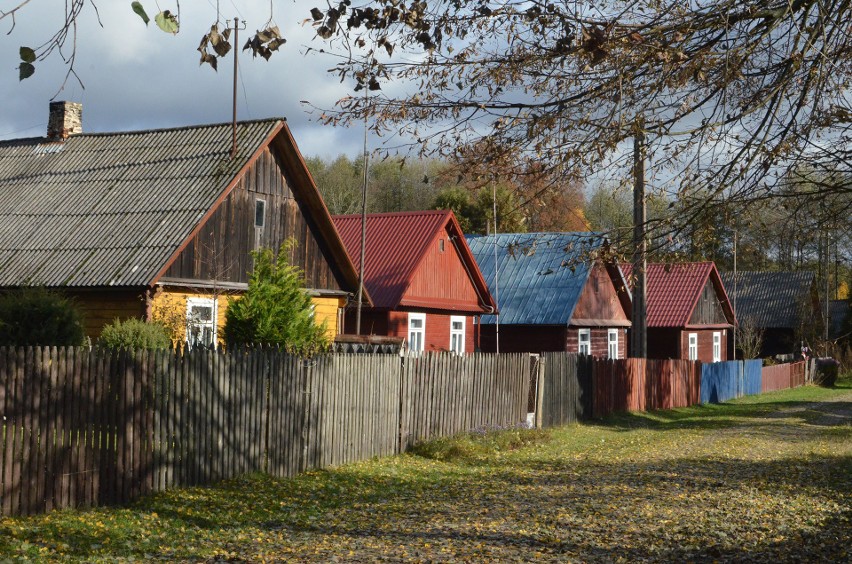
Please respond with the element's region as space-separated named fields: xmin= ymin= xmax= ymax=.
xmin=163 ymin=148 xmax=344 ymax=292
xmin=63 ymin=289 xmax=147 ymax=340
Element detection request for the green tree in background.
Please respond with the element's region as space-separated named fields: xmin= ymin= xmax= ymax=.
xmin=224 ymin=242 xmax=329 ymax=355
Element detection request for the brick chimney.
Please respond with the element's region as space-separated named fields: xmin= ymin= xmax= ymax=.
xmin=47 ymin=101 xmax=82 ymax=140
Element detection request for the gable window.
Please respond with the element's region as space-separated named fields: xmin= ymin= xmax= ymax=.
xmin=607 ymin=329 xmax=619 ymax=359
xmin=408 ymin=313 xmax=426 ymax=354
xmin=255 ymin=198 xmax=266 ymax=228
xmin=688 ymin=333 xmax=698 ymax=360
xmin=578 ymin=328 xmax=591 ymax=356
xmin=450 ymin=316 xmax=465 ymax=354
xmin=713 ymin=332 xmax=722 ymax=362
xmin=186 ymin=297 xmax=217 ymax=349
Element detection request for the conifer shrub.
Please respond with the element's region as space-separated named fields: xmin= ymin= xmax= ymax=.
xmin=97 ymin=318 xmax=172 ymax=350
xmin=0 ymin=287 xmax=86 ymax=346
xmin=224 ymin=243 xmax=329 ymax=355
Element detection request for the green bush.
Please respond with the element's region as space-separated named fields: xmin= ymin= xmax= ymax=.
xmin=224 ymin=243 xmax=329 ymax=355
xmin=97 ymin=318 xmax=172 ymax=350
xmin=0 ymin=287 xmax=86 ymax=346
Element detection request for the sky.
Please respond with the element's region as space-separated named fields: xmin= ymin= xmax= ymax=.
xmin=0 ymin=1 xmax=366 ymax=159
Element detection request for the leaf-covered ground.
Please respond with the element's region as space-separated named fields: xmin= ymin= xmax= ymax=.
xmin=1 ymin=382 xmax=850 ymax=563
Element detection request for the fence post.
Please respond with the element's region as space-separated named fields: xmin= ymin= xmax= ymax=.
xmin=397 ymin=354 xmax=408 ymax=454
xmin=535 ymin=355 xmax=545 ymax=429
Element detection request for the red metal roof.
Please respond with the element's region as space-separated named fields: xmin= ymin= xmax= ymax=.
xmin=622 ymin=262 xmax=732 ymax=327
xmin=333 ymin=210 xmax=495 ymax=311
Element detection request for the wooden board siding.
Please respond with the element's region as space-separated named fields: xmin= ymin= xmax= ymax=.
xmin=404 ymin=232 xmax=485 ymax=312
xmin=312 ymin=296 xmax=346 ymax=340
xmin=152 ymin=287 xmax=344 ymax=345
xmin=162 ymin=148 xmax=344 ymax=293
xmin=689 ymin=279 xmax=729 ymax=325
xmin=566 ymin=327 xmax=628 ymax=358
xmin=571 ymin=265 xmax=631 ymax=324
xmin=64 ymin=289 xmax=147 ymax=339
xmin=150 ymin=288 xmax=234 ymax=346
xmin=679 ymin=329 xmax=728 ymax=362
xmin=348 ymin=310 xmax=477 ymax=353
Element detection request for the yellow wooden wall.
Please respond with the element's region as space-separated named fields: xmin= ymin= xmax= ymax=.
xmin=64 ymin=289 xmax=147 ymax=340
xmin=150 ymin=288 xmax=345 ymax=345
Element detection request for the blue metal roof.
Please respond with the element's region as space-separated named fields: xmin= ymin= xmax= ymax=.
xmin=466 ymin=232 xmax=605 ymax=325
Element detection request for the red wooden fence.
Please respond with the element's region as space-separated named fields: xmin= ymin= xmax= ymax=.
xmin=762 ymin=361 xmax=806 ymax=392
xmin=592 ymin=358 xmax=701 ymax=418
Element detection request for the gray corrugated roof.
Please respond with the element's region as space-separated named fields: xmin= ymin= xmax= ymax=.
xmin=0 ymin=120 xmax=281 ymax=287
xmin=720 ymin=271 xmax=815 ymax=329
xmin=466 ymin=232 xmax=605 ymax=325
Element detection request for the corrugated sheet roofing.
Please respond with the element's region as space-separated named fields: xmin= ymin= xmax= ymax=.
xmin=0 ymin=120 xmax=282 ymax=287
xmin=333 ymin=210 xmax=488 ymax=309
xmin=720 ymin=271 xmax=816 ymax=329
xmin=466 ymin=232 xmax=605 ymax=325
xmin=622 ymin=262 xmax=719 ymax=327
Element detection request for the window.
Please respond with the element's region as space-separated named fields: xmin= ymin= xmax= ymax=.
xmin=713 ymin=332 xmax=722 ymax=362
xmin=255 ymin=199 xmax=266 ymax=228
xmin=688 ymin=333 xmax=698 ymax=360
xmin=186 ymin=298 xmax=217 ymax=349
xmin=607 ymin=329 xmax=619 ymax=359
xmin=439 ymin=238 xmax=445 ymax=252
xmin=408 ymin=313 xmax=426 ymax=353
xmin=450 ymin=316 xmax=465 ymax=354
xmin=578 ymin=328 xmax=591 ymax=356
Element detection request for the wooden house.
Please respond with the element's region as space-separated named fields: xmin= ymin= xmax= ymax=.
xmin=466 ymin=233 xmax=631 ymax=356
xmin=720 ymin=271 xmax=821 ymax=357
xmin=0 ymin=101 xmax=367 ymax=346
xmin=623 ymin=262 xmax=736 ymax=362
xmin=332 ymin=211 xmax=495 ymax=353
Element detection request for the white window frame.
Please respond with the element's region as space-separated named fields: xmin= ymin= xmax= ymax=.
xmin=607 ymin=329 xmax=619 ymax=359
xmin=688 ymin=333 xmax=698 ymax=361
xmin=408 ymin=312 xmax=426 ymax=354
xmin=450 ymin=315 xmax=466 ymax=354
xmin=578 ymin=328 xmax=591 ymax=356
xmin=712 ymin=331 xmax=722 ymax=362
xmin=186 ymin=297 xmax=217 ymax=349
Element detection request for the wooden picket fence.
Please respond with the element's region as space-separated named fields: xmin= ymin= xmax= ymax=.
xmin=0 ymin=347 xmax=530 ymax=517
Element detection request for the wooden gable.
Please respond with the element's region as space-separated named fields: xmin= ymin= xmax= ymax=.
xmin=571 ymin=264 xmax=631 ymax=326
xmin=162 ymin=146 xmax=345 ymax=292
xmin=688 ymin=279 xmax=730 ymax=326
xmin=403 ymin=228 xmax=485 ymax=312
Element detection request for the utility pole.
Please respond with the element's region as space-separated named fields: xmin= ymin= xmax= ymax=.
xmin=230 ymin=17 xmax=245 ymax=159
xmin=630 ymin=121 xmax=648 ymax=358
xmin=355 ymin=73 xmax=369 ymax=335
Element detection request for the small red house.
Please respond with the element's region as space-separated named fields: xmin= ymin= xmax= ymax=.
xmin=333 ymin=211 xmax=495 ymax=353
xmin=623 ymin=262 xmax=736 ymax=362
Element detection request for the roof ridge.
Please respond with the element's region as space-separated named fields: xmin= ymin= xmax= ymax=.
xmin=32 ymin=117 xmax=286 ymax=140
xmin=333 ymin=209 xmax=450 ymax=220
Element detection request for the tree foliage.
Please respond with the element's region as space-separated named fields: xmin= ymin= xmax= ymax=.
xmin=0 ymin=288 xmax=86 ymax=346
xmin=223 ymin=243 xmax=329 ymax=355
xmin=305 ymin=0 xmax=852 ymax=243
